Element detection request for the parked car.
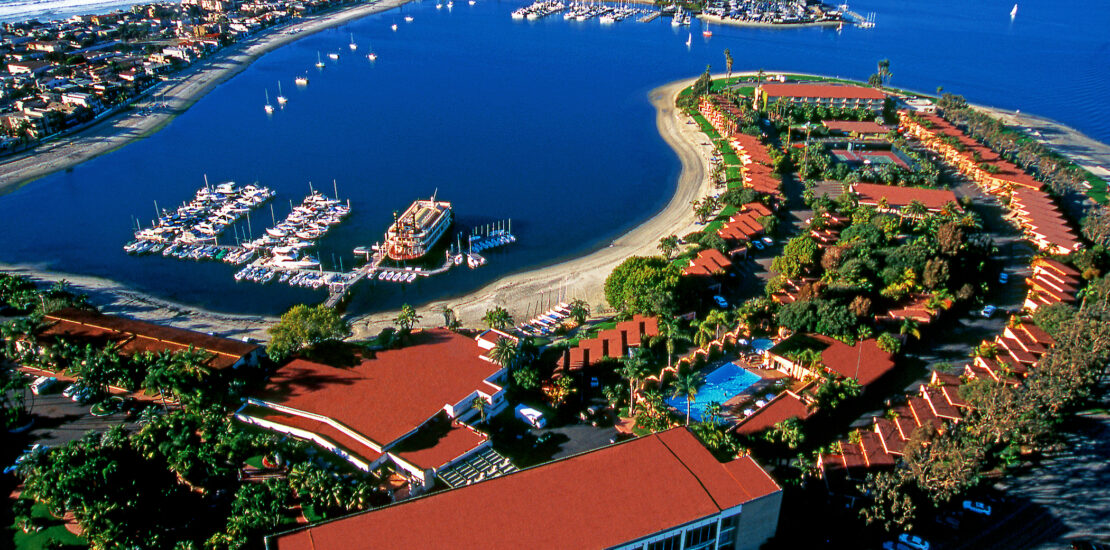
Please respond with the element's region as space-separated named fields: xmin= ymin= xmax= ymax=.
xmin=980 ymin=305 xmax=997 ymax=318
xmin=62 ymin=383 xmax=79 ymax=399
xmin=752 ymin=240 xmax=765 ymax=251
xmin=897 ymin=534 xmax=931 ymax=550
xmin=30 ymin=376 xmax=59 ymax=395
xmin=514 ymin=404 xmax=546 ymax=429
xmin=962 ymin=500 xmax=992 ymax=516
xmin=761 ymin=236 xmax=774 ymax=246
xmin=998 ymin=272 xmax=1009 ymax=284
xmin=713 ymin=295 xmax=729 ymax=308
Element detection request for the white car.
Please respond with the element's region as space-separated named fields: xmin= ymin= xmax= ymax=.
xmin=30 ymin=376 xmax=58 ymax=395
xmin=761 ymin=236 xmax=774 ymax=246
xmin=713 ymin=295 xmax=729 ymax=308
xmin=62 ymin=383 xmax=79 ymax=399
xmin=962 ymin=500 xmax=992 ymax=516
xmin=897 ymin=534 xmax=930 ymax=550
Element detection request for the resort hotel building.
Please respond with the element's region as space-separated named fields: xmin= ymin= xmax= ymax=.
xmin=754 ymin=83 xmax=887 ymax=113
xmin=237 ymin=328 xmax=519 ymax=495
xmin=266 ymin=427 xmax=782 ymax=550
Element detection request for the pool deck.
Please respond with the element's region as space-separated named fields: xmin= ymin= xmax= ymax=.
xmin=720 ymin=361 xmax=790 ymax=421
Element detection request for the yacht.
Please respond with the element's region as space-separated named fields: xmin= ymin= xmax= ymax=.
xmin=295 ymin=74 xmax=309 ymax=86
xmin=368 ymin=52 xmax=378 ymax=61
xmin=391 ymin=22 xmax=398 ymax=30
xmin=404 ymin=15 xmax=414 ymax=21
xmin=328 ymin=52 xmax=340 ymax=60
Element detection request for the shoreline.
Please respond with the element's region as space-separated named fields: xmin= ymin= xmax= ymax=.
xmin=0 ymin=0 xmax=413 ymax=196
xmin=3 ymin=70 xmax=1108 ymax=341
xmin=346 ymin=74 xmax=715 ymax=336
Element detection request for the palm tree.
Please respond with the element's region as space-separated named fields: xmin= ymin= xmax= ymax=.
xmin=567 ymin=299 xmax=590 ymax=326
xmin=483 ymin=306 xmax=513 ymax=331
xmin=899 ymin=318 xmax=921 ymax=340
xmin=694 ymin=317 xmax=716 ymax=349
xmin=488 ymin=337 xmax=519 ymax=369
xmin=905 ymin=200 xmax=928 ymax=220
xmin=670 ymin=371 xmax=704 ymax=426
xmin=394 ymin=303 xmax=421 ymax=331
xmin=704 ymin=308 xmax=732 ymax=341
xmin=650 ymin=316 xmax=689 ymax=369
xmin=471 ymin=395 xmax=487 ymax=424
xmin=617 ymin=349 xmax=651 ymax=416
xmin=723 ymin=48 xmax=733 ymax=85
xmin=439 ymin=306 xmax=460 ymax=331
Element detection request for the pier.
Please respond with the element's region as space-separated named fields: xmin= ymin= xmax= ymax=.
xmin=126 ymin=182 xmax=519 ymax=307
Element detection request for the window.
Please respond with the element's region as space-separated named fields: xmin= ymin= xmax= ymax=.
xmin=646 ymin=533 xmax=681 ymax=550
xmin=717 ymin=515 xmax=740 ymax=550
xmin=684 ymin=523 xmax=717 ymax=550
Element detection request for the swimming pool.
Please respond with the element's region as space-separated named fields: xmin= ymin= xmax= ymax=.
xmin=665 ymin=362 xmax=761 ymax=423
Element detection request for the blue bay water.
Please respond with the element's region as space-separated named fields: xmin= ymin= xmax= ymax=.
xmin=0 ymin=0 xmax=1106 ymax=315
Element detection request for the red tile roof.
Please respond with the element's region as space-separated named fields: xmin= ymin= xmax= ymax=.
xmin=851 ymin=183 xmax=958 ymax=211
xmin=733 ymin=391 xmax=811 ymax=436
xmin=822 ymin=120 xmax=889 ymax=134
xmin=269 ymin=429 xmax=780 ymax=550
xmin=761 ymin=83 xmax=886 ymax=100
xmin=41 ymin=308 xmax=259 ymax=370
xmin=257 ymin=329 xmax=502 ymax=447
xmin=684 ymin=248 xmax=733 ymax=277
xmin=390 ymin=412 xmax=489 ymax=471
xmin=814 ymin=335 xmax=895 ymax=386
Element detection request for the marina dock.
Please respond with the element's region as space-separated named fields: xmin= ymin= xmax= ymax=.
xmin=125 ymin=183 xmax=518 ymax=307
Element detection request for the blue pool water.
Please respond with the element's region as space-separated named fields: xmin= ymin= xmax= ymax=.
xmin=0 ymin=0 xmax=1107 ymax=315
xmin=666 ymin=362 xmax=760 ymax=422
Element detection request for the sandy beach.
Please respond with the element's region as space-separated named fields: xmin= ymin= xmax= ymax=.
xmin=0 ymin=0 xmax=413 ymax=196
xmin=3 ymin=68 xmax=1108 ymax=343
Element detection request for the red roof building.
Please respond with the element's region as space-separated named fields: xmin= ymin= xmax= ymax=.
xmin=821 ymin=120 xmax=890 ymax=137
xmin=766 ymin=334 xmax=895 ymax=387
xmin=756 ymin=83 xmax=886 ymax=112
xmin=684 ymin=248 xmax=734 ymax=277
xmin=733 ymin=391 xmax=812 ymax=436
xmin=559 ymin=315 xmax=659 ymax=374
xmin=266 ymin=428 xmax=782 ymax=550
xmin=849 ymin=183 xmax=959 ymax=215
xmin=238 ymin=329 xmax=509 ymax=490
xmin=34 ymin=308 xmax=262 ymax=371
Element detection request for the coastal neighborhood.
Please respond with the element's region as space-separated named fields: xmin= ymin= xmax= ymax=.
xmin=0 ymin=0 xmax=1109 ymax=547
xmin=0 ymin=0 xmax=361 ymax=148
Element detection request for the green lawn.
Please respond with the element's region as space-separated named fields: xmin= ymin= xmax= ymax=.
xmin=719 ymin=205 xmax=739 ymax=218
xmin=1083 ymin=170 xmax=1108 ymax=204
xmin=11 ymin=503 xmax=86 ymax=550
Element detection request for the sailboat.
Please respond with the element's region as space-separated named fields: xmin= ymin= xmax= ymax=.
xmin=1010 ymin=3 xmax=1018 ymax=18
xmin=436 ymin=1 xmax=442 ymax=8
xmin=702 ymin=21 xmax=712 ymax=37
xmin=367 ymin=47 xmax=378 ymax=61
xmin=328 ymin=52 xmax=340 ymax=60
xmin=315 ymin=51 xmax=325 ymax=68
xmin=349 ymin=32 xmax=357 ymax=50
xmin=685 ymin=32 xmax=691 ymax=47
xmin=391 ymin=22 xmax=398 ymax=31
xmin=263 ymin=90 xmax=274 ymax=114
xmin=276 ymin=81 xmax=287 ymax=105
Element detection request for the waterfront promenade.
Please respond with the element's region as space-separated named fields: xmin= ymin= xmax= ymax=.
xmin=0 ymin=0 xmax=412 ymax=195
